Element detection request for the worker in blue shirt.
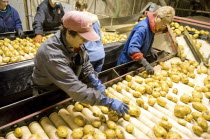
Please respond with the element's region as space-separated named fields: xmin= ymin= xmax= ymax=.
xmin=75 ymin=0 xmax=105 ymax=73
xmin=117 ymin=6 xmax=175 ymax=75
xmin=0 ymin=0 xmax=23 ymax=37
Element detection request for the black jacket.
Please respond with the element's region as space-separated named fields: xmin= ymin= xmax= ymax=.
xmin=33 ymin=0 xmax=64 ymax=35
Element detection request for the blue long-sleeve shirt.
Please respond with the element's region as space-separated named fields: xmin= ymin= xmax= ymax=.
xmin=117 ymin=18 xmax=154 ymax=65
xmin=0 ymin=5 xmax=22 ymax=33
xmin=83 ymin=21 xmax=105 ymax=62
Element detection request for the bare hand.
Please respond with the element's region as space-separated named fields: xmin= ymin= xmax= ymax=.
xmin=35 ymin=34 xmax=42 ymax=43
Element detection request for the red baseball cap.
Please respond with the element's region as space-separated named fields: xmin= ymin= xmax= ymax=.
xmin=62 ymin=11 xmax=100 ymax=41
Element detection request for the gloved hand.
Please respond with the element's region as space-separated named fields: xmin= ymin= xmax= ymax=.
xmin=54 ymin=2 xmax=62 ymax=14
xmin=99 ymin=94 xmax=129 ymax=115
xmin=17 ymin=28 xmax=23 ymax=38
xmin=35 ymin=34 xmax=43 ymax=43
xmin=150 ymin=48 xmax=158 ymax=60
xmin=88 ymin=74 xmax=105 ymax=93
xmin=138 ymin=58 xmax=154 ymax=75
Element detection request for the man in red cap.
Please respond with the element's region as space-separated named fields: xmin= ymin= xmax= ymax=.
xmin=32 ymin=11 xmax=129 ymax=115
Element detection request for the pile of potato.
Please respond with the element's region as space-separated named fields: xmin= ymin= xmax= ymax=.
xmin=2 ymin=58 xmax=210 ymax=139
xmin=0 ymin=34 xmax=53 ymax=65
xmin=101 ymin=32 xmax=127 ymax=44
xmin=170 ymin=22 xmax=209 ymax=38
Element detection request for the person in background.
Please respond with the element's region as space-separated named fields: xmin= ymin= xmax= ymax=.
xmin=0 ymin=0 xmax=23 ymax=37
xmin=117 ymin=6 xmax=175 ymax=75
xmin=32 ymin=11 xmax=129 ymax=115
xmin=33 ymin=0 xmax=64 ymax=43
xmin=75 ymin=0 xmax=105 ymax=73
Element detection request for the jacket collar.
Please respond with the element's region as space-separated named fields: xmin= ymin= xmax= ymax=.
xmin=0 ymin=5 xmax=12 ymax=19
xmin=147 ymin=11 xmax=157 ymax=34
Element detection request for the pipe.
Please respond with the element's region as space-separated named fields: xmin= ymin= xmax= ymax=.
xmin=175 ymin=8 xmax=210 ymax=14
xmin=132 ymin=0 xmax=136 ymax=15
xmin=113 ymin=0 xmax=120 ymax=18
xmin=159 ymin=0 xmax=167 ymax=6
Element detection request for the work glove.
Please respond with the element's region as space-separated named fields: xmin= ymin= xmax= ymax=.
xmin=88 ymin=74 xmax=106 ymax=94
xmin=35 ymin=34 xmax=43 ymax=43
xmin=99 ymin=94 xmax=129 ymax=116
xmin=138 ymin=58 xmax=154 ymax=75
xmin=150 ymin=48 xmax=158 ymax=60
xmin=198 ymin=34 xmax=210 ymax=43
xmin=54 ymin=2 xmax=62 ymax=14
xmin=17 ymin=28 xmax=23 ymax=38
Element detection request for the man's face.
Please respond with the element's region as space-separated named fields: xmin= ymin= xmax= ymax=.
xmin=155 ymin=16 xmax=168 ymax=32
xmin=65 ymin=30 xmax=88 ymax=49
xmin=50 ymin=0 xmax=60 ymax=7
xmin=0 ymin=0 xmax=8 ymax=10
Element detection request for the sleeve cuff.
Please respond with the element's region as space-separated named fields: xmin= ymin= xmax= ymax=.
xmin=130 ymin=52 xmax=143 ymax=61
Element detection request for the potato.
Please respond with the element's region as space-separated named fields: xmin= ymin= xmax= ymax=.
xmin=157 ymin=98 xmax=167 ymax=107
xmin=136 ymin=98 xmax=144 ymax=107
xmin=159 ymin=120 xmax=172 ymax=131
xmin=115 ymin=128 xmax=124 ymax=139
xmin=188 ymin=82 xmax=195 ymax=87
xmin=185 ymin=114 xmax=193 ymax=122
xmin=83 ymin=125 xmax=94 ymax=135
xmin=161 ymin=82 xmax=169 ymax=92
xmin=123 ymin=114 xmax=130 ymax=121
xmin=136 ymin=85 xmax=146 ymax=94
xmin=167 ymin=81 xmax=173 ymax=88
xmin=205 ymin=92 xmax=210 ymax=98
xmin=92 ymin=120 xmax=101 ymax=128
xmin=170 ymin=75 xmax=180 ymax=83
xmin=177 ymin=119 xmax=187 ymax=126
xmin=128 ymin=105 xmax=141 ymax=117
xmin=74 ymin=116 xmax=86 ymax=127
xmin=143 ymin=104 xmax=148 ymax=110
xmin=28 ymin=134 xmax=42 ymax=139
xmin=192 ymin=91 xmax=203 ymax=99
xmin=148 ymin=98 xmax=156 ymax=106
xmin=74 ymin=103 xmax=84 ymax=112
xmin=162 ymin=116 xmax=168 ymax=121
xmin=126 ymin=124 xmax=134 ymax=133
xmin=14 ymin=127 xmax=22 ymax=138
xmin=172 ymin=97 xmax=178 ymax=103
xmin=122 ymin=97 xmax=130 ymax=104
xmin=172 ymin=88 xmax=178 ymax=94
xmin=99 ymin=106 xmax=109 ymax=114
xmin=94 ymin=132 xmax=106 ymax=139
xmin=153 ymin=125 xmax=167 ymax=138
xmin=72 ymin=128 xmax=84 ymax=139
xmin=145 ymin=85 xmax=153 ymax=94
xmin=108 ymin=111 xmax=119 ymax=122
xmin=167 ymin=95 xmax=173 ymax=101
xmin=57 ymin=126 xmax=69 ymax=137
xmin=152 ymin=91 xmax=161 ymax=98
xmin=202 ymin=110 xmax=210 ymax=121
xmin=174 ymin=105 xmax=191 ymax=118
xmin=166 ymin=131 xmax=182 ymax=139
xmin=99 ymin=114 xmax=106 ymax=122
xmin=192 ymin=112 xmax=202 ymax=120
xmin=82 ymin=134 xmax=94 ymax=139
xmin=133 ymin=91 xmax=142 ymax=98
xmin=106 ymin=120 xmax=117 ymax=129
xmin=197 ymin=117 xmax=208 ymax=132
xmin=192 ymin=125 xmax=203 ymax=136
xmin=105 ymin=129 xmax=115 ymax=139
xmin=160 ymin=91 xmax=167 ymax=97
xmin=126 ymin=75 xmax=133 ymax=82
xmin=192 ymin=102 xmax=207 ymax=112
xmin=180 ymin=94 xmax=192 ymax=104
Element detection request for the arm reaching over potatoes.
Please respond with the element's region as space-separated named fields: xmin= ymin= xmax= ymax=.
xmin=117 ymin=6 xmax=175 ymax=74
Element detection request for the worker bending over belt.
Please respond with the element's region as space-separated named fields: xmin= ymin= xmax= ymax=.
xmin=32 ymin=11 xmax=129 ymax=115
